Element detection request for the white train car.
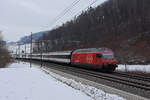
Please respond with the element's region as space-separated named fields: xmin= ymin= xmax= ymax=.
xmin=15 ymin=51 xmax=72 ymax=64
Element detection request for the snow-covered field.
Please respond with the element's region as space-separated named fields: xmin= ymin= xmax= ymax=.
xmin=117 ymin=64 xmax=150 ymax=73
xmin=0 ymin=61 xmax=125 ymax=100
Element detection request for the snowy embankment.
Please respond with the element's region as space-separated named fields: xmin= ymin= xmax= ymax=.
xmin=0 ymin=62 xmax=125 ymax=100
xmin=117 ymin=64 xmax=150 ymax=73
xmin=42 ymin=68 xmax=125 ymax=100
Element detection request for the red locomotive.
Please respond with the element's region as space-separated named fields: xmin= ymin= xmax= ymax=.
xmin=71 ymin=48 xmax=117 ymax=72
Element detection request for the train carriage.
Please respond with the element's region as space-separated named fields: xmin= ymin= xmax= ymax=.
xmin=42 ymin=51 xmax=71 ymax=64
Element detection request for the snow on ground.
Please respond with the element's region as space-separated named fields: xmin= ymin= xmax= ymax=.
xmin=0 ymin=63 xmax=92 ymax=100
xmin=0 ymin=61 xmax=125 ymax=100
xmin=117 ymin=64 xmax=150 ymax=72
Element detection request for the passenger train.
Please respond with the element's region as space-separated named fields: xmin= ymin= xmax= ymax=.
xmin=15 ymin=48 xmax=118 ymax=72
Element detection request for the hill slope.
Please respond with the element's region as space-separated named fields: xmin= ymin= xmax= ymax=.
xmin=35 ymin=0 xmax=150 ymax=64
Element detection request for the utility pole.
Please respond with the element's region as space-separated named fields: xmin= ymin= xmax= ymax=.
xmin=40 ymin=40 xmax=43 ymax=67
xmin=16 ymin=49 xmax=17 ymax=58
xmin=18 ymin=43 xmax=20 ymax=58
xmin=38 ymin=40 xmax=40 ymax=53
xmin=25 ymin=43 xmax=26 ymax=58
xmin=30 ymin=32 xmax=32 ymax=67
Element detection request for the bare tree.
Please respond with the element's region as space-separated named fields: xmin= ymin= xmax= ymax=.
xmin=0 ymin=30 xmax=3 ymax=47
xmin=0 ymin=30 xmax=11 ymax=67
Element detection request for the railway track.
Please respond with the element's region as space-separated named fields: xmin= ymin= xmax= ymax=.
xmin=80 ymin=71 xmax=150 ymax=91
xmin=69 ymin=66 xmax=150 ymax=91
xmin=114 ymin=72 xmax=150 ymax=82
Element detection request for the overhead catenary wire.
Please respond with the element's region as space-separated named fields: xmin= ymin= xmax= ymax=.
xmin=39 ymin=0 xmax=105 ymax=32
xmin=48 ymin=0 xmax=81 ymax=28
xmin=51 ymin=0 xmax=80 ymax=21
xmin=69 ymin=0 xmax=100 ymax=19
xmin=49 ymin=0 xmax=101 ymax=29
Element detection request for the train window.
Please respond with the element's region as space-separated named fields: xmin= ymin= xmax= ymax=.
xmin=102 ymin=54 xmax=114 ymax=59
xmin=49 ymin=55 xmax=71 ymax=59
xmin=96 ymin=54 xmax=102 ymax=58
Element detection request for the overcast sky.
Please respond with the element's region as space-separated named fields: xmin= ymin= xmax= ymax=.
xmin=0 ymin=0 xmax=106 ymax=42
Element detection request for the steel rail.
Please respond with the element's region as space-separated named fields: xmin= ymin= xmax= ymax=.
xmin=114 ymin=72 xmax=150 ymax=82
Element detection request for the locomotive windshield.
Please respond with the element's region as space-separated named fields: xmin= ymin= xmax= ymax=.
xmin=102 ymin=54 xmax=114 ymax=59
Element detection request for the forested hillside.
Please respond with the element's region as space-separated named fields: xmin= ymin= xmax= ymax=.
xmin=34 ymin=0 xmax=150 ymax=64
